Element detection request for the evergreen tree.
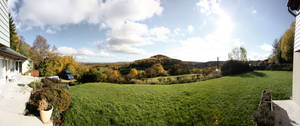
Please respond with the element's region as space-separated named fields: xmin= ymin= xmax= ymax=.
xmin=9 ymin=14 xmax=20 ymax=52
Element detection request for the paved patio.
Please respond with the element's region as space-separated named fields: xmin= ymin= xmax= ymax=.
xmin=273 ymin=100 xmax=300 ymax=126
xmin=0 ymin=75 xmax=52 ymax=126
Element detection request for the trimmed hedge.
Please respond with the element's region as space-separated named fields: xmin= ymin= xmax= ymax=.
xmin=253 ymin=64 xmax=292 ymax=71
xmin=78 ymin=69 xmax=103 ymax=83
xmin=221 ymin=60 xmax=253 ymax=76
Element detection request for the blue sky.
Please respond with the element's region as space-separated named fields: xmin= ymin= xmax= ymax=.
xmin=8 ymin=0 xmax=295 ymax=63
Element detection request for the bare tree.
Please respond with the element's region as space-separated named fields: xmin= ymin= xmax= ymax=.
xmin=33 ymin=35 xmax=50 ymax=58
xmin=228 ymin=47 xmax=248 ymax=61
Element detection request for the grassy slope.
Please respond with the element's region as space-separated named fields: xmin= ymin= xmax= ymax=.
xmin=63 ymin=71 xmax=292 ymax=126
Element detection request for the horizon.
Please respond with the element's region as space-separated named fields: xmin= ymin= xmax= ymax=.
xmin=78 ymin=54 xmax=268 ymax=64
xmin=8 ymin=0 xmax=295 ymax=63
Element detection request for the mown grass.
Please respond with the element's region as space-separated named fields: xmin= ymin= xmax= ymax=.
xmin=62 ymin=71 xmax=292 ymax=126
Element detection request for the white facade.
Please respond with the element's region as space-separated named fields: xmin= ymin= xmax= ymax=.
xmin=0 ymin=0 xmax=27 ymax=88
xmin=21 ymin=60 xmax=32 ymax=74
xmin=296 ymin=15 xmax=300 ymax=52
xmin=0 ymin=0 xmax=9 ymax=47
xmin=294 ymin=12 xmax=300 ymax=105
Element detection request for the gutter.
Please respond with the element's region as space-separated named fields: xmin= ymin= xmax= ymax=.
xmin=288 ymin=7 xmax=298 ymax=17
xmin=287 ymin=0 xmax=300 ymax=17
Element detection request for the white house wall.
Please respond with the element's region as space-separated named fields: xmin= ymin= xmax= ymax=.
xmin=293 ymin=11 xmax=300 ymax=105
xmin=0 ymin=56 xmax=4 ymax=85
xmin=21 ymin=60 xmax=31 ymax=74
xmin=296 ymin=15 xmax=300 ymax=52
xmin=0 ymin=0 xmax=9 ymax=47
xmin=0 ymin=56 xmax=20 ymax=85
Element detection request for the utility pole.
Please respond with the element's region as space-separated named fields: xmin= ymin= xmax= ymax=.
xmin=216 ymin=57 xmax=219 ymax=71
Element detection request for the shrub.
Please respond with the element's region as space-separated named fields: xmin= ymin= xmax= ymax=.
xmin=28 ymin=81 xmax=43 ymax=88
xmin=78 ymin=69 xmax=103 ymax=83
xmin=51 ymin=107 xmax=62 ymax=125
xmin=203 ymin=67 xmax=214 ymax=76
xmin=42 ymin=78 xmax=60 ymax=83
xmin=169 ymin=63 xmax=192 ymax=75
xmin=221 ymin=60 xmax=253 ymax=76
xmin=29 ymin=88 xmax=71 ymax=113
xmin=253 ymin=63 xmax=293 ymax=71
xmin=266 ymin=64 xmax=293 ymax=71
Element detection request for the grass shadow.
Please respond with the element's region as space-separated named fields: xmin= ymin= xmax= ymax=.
xmin=239 ymin=71 xmax=267 ymax=78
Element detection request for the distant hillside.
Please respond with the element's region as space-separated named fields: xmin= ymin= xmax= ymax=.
xmin=85 ymin=54 xmax=226 ymax=69
xmin=129 ymin=54 xmax=184 ymax=70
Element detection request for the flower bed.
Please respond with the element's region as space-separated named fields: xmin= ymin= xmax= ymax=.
xmin=254 ymin=90 xmax=275 ymax=126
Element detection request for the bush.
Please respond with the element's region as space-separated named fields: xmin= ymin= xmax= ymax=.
xmin=221 ymin=60 xmax=253 ymax=76
xmin=29 ymin=88 xmax=71 ymax=113
xmin=28 ymin=81 xmax=43 ymax=88
xmin=202 ymin=67 xmax=214 ymax=76
xmin=253 ymin=63 xmax=293 ymax=71
xmin=266 ymin=64 xmax=293 ymax=71
xmin=78 ymin=69 xmax=103 ymax=83
xmin=42 ymin=78 xmax=60 ymax=83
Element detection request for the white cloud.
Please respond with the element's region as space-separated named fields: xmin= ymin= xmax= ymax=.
xmin=196 ymin=0 xmax=223 ymax=16
xmin=149 ymin=26 xmax=171 ymax=42
xmin=11 ymin=0 xmax=163 ymax=29
xmin=56 ymin=47 xmax=78 ymax=56
xmin=260 ymin=43 xmax=273 ymax=52
xmin=106 ymin=44 xmax=146 ymax=54
xmin=8 ymin=0 xmax=18 ymax=13
xmin=173 ymin=28 xmax=184 ymax=36
xmin=97 ymin=24 xmax=170 ymax=54
xmin=10 ymin=0 xmax=166 ymax=55
xmin=187 ymin=25 xmax=194 ymax=33
xmin=251 ymin=10 xmax=257 ymax=14
xmin=57 ymin=46 xmax=111 ymax=57
xmin=169 ymin=0 xmax=238 ymax=61
xmin=75 ymin=56 xmax=89 ymax=62
xmin=46 ymin=29 xmax=56 ymax=34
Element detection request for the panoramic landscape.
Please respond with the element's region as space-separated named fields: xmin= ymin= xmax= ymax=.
xmin=0 ymin=0 xmax=300 ymax=126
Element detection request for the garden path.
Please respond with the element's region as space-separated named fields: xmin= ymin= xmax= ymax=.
xmin=0 ymin=75 xmax=52 ymax=126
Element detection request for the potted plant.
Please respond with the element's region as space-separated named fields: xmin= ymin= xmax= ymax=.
xmin=38 ymin=99 xmax=53 ymax=123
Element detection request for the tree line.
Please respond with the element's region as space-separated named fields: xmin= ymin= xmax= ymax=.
xmin=9 ymin=14 xmax=89 ymax=78
xmin=269 ymin=22 xmax=295 ymax=64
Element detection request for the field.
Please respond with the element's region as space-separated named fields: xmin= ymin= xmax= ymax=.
xmin=62 ymin=71 xmax=292 ymax=126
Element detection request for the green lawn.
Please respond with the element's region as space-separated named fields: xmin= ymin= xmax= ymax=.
xmin=62 ymin=71 xmax=292 ymax=126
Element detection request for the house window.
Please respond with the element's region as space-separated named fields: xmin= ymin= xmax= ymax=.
xmin=16 ymin=61 xmax=18 ymax=71
xmin=4 ymin=60 xmax=7 ymax=71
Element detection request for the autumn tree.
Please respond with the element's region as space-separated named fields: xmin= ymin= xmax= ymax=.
xmin=40 ymin=55 xmax=63 ymax=76
xmin=18 ymin=36 xmax=32 ymax=57
xmin=146 ymin=63 xmax=167 ymax=78
xmin=169 ymin=63 xmax=191 ymax=75
xmin=60 ymin=56 xmax=81 ymax=77
xmin=280 ymin=22 xmax=295 ymax=63
xmin=103 ymin=69 xmax=124 ymax=83
xmin=9 ymin=14 xmax=20 ymax=52
xmin=228 ymin=47 xmax=248 ymax=61
xmin=269 ymin=38 xmax=284 ymax=64
xmin=137 ymin=70 xmax=146 ymax=79
xmin=127 ymin=68 xmax=138 ymax=80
